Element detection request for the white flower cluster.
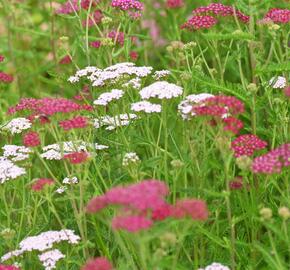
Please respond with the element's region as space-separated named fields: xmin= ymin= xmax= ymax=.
xmin=68 ymin=62 xmax=153 ymax=87
xmin=269 ymin=76 xmax=287 ymax=89
xmin=63 ymin=176 xmax=78 ymax=185
xmin=178 ymin=93 xmax=214 ymax=120
xmin=122 ymin=77 xmax=142 ymax=90
xmin=38 ymin=249 xmax=65 ymax=270
xmin=140 ymin=81 xmax=183 ymax=100
xmin=41 ymin=141 xmax=108 ymax=160
xmin=153 ymin=70 xmax=171 ymax=80
xmin=56 ymin=186 xmax=67 ymax=194
xmin=93 ymin=89 xmax=124 ymax=106
xmin=2 ymin=145 xmax=32 ymax=161
xmin=1 ymin=229 xmax=80 ymax=263
xmin=131 ymin=101 xmax=162 ymax=113
xmin=198 ymin=262 xmax=230 ymax=270
xmin=3 ymin=118 xmax=32 ymax=134
xmin=94 ymin=113 xmax=138 ymax=130
xmin=122 ymin=152 xmax=140 ymax=166
xmin=0 ymin=157 xmax=26 ymax=184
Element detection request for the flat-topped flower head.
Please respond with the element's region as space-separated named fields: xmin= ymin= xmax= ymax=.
xmin=264 ymin=8 xmax=290 ymax=24
xmin=181 ymin=15 xmax=218 ymax=30
xmin=59 ymin=116 xmax=89 ymax=131
xmin=64 ymin=151 xmax=89 ymax=164
xmin=94 ymin=113 xmax=138 ymax=130
xmin=131 ymin=101 xmax=162 ymax=113
xmin=23 ymin=131 xmax=40 ymax=147
xmin=57 ymin=0 xmax=99 ymax=14
xmin=252 ymin=143 xmax=290 ymax=174
xmin=38 ymin=249 xmax=65 ymax=270
xmin=93 ymin=89 xmax=124 ymax=106
xmin=31 ymin=178 xmax=55 ymax=191
xmin=269 ymin=76 xmax=287 ymax=89
xmin=122 ymin=152 xmax=140 ymax=166
xmin=111 ymin=0 xmax=143 ymax=11
xmin=3 ymin=118 xmax=32 ymax=135
xmin=140 ymin=81 xmax=183 ymax=99
xmin=0 ymin=72 xmax=14 ymax=83
xmin=81 ymin=257 xmax=113 ymax=270
xmin=112 ymin=215 xmax=153 ymax=232
xmin=0 ymin=157 xmax=26 ymax=184
xmin=231 ymin=134 xmax=268 ymax=157
xmin=0 ymin=265 xmax=21 ymax=270
xmin=199 ymin=262 xmax=230 ymax=270
xmin=166 ymin=0 xmax=184 ymax=9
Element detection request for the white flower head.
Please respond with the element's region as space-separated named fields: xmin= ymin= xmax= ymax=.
xmin=131 ymin=101 xmax=162 ymax=113
xmin=153 ymin=70 xmax=171 ymax=80
xmin=269 ymin=76 xmax=287 ymax=89
xmin=199 ymin=262 xmax=230 ymax=270
xmin=3 ymin=118 xmax=32 ymax=134
xmin=63 ymin=177 xmax=78 ymax=185
xmin=94 ymin=114 xmax=138 ymax=130
xmin=38 ymin=249 xmax=65 ymax=270
xmin=0 ymin=157 xmax=26 ymax=184
xmin=93 ymin=89 xmax=124 ymax=106
xmin=2 ymin=145 xmax=32 ymax=162
xmin=140 ymin=81 xmax=183 ymax=100
xmin=122 ymin=152 xmax=140 ymax=166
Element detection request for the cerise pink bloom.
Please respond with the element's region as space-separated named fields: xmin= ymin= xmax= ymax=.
xmin=166 ymin=0 xmax=184 ymax=9
xmin=59 ymin=55 xmax=72 ymax=65
xmin=59 ymin=116 xmax=88 ymax=131
xmin=81 ymin=257 xmax=113 ymax=270
xmin=23 ymin=131 xmax=41 ymax=147
xmin=31 ymin=178 xmax=55 ymax=191
xmin=112 ymin=215 xmax=153 ymax=232
xmin=0 ymin=266 xmax=21 ymax=270
xmin=181 ymin=15 xmax=218 ymax=30
xmin=0 ymin=72 xmax=14 ymax=83
xmin=64 ymin=152 xmax=89 ymax=164
xmin=263 ymin=8 xmax=290 ymax=24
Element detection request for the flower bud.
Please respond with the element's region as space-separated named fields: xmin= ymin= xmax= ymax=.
xmin=259 ymin=207 xmax=272 ymax=220
xmin=278 ymin=207 xmax=290 ymax=220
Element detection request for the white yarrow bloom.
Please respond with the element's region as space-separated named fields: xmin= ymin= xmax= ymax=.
xmin=93 ymin=89 xmax=124 ymax=106
xmin=122 ymin=77 xmax=142 ymax=90
xmin=94 ymin=114 xmax=138 ymax=130
xmin=1 ymin=229 xmax=80 ymax=262
xmin=178 ymin=93 xmax=214 ymax=120
xmin=131 ymin=101 xmax=162 ymax=113
xmin=63 ymin=177 xmax=78 ymax=185
xmin=153 ymin=70 xmax=171 ymax=80
xmin=38 ymin=249 xmax=65 ymax=270
xmin=56 ymin=186 xmax=67 ymax=194
xmin=67 ymin=76 xmax=79 ymax=83
xmin=0 ymin=157 xmax=26 ymax=184
xmin=3 ymin=118 xmax=32 ymax=134
xmin=269 ymin=76 xmax=287 ymax=89
xmin=140 ymin=81 xmax=183 ymax=100
xmin=199 ymin=262 xmax=230 ymax=270
xmin=2 ymin=145 xmax=32 ymax=161
xmin=122 ymin=152 xmax=140 ymax=166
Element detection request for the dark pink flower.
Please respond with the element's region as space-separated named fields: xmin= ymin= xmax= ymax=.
xmin=231 ymin=134 xmax=267 ymax=157
xmin=57 ymin=0 xmax=99 ymax=14
xmin=181 ymin=15 xmax=218 ymax=30
xmin=263 ymin=8 xmax=290 ymax=24
xmin=252 ymin=143 xmax=290 ymax=174
xmin=166 ymin=0 xmax=184 ymax=9
xmin=31 ymin=178 xmax=55 ymax=191
xmin=23 ymin=131 xmax=41 ymax=147
xmin=112 ymin=215 xmax=153 ymax=232
xmin=0 ymin=265 xmax=21 ymax=270
xmin=223 ymin=117 xmax=243 ymax=135
xmin=90 ymin=40 xmax=102 ymax=49
xmin=111 ymin=0 xmax=143 ymax=11
xmin=171 ymin=199 xmax=209 ymax=220
xmin=83 ymin=10 xmax=103 ymax=27
xmin=81 ymin=257 xmax=113 ymax=270
xmin=129 ymin=51 xmax=138 ymax=61
xmin=0 ymin=72 xmax=14 ymax=83
xmin=108 ymin=31 xmax=125 ymax=46
xmin=59 ymin=116 xmax=88 ymax=131
xmin=0 ymin=55 xmax=4 ymax=62
xmin=283 ymin=86 xmax=290 ymax=97
xmin=64 ymin=151 xmax=89 ymax=164
xmin=59 ymin=55 xmax=72 ymax=65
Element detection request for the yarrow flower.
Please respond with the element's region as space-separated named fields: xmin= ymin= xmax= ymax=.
xmin=108 ymin=30 xmax=125 ymax=46
xmin=1 ymin=230 xmax=80 ymax=264
xmin=83 ymin=10 xmax=103 ymax=27
xmin=0 ymin=265 xmax=21 ymax=270
xmin=22 ymin=131 xmax=41 ymax=147
xmin=56 ymin=0 xmax=99 ymax=14
xmin=62 ymin=176 xmax=78 ymax=185
xmin=198 ymin=262 xmax=230 ymax=270
xmin=86 ymin=180 xmax=208 ymax=232
xmin=111 ymin=0 xmax=143 ymax=11
xmin=59 ymin=55 xmax=72 ymax=65
xmin=93 ymin=89 xmax=124 ymax=106
xmin=166 ymin=0 xmax=184 ymax=9
xmin=0 ymin=157 xmax=26 ymax=184
xmin=2 ymin=145 xmax=32 ymax=162
xmin=0 ymin=72 xmax=13 ymax=84
xmin=64 ymin=152 xmax=89 ymax=164
xmin=59 ymin=116 xmax=89 ymax=131
xmin=153 ymin=70 xmax=171 ymax=80
xmin=131 ymin=101 xmax=162 ymax=113
xmin=94 ymin=113 xmax=138 ymax=130
xmin=122 ymin=152 xmax=140 ymax=166
xmin=263 ymin=8 xmax=290 ymax=24
xmin=38 ymin=249 xmax=65 ymax=270
xmin=0 ymin=55 xmax=4 ymax=62
xmin=231 ymin=134 xmax=267 ymax=157
xmin=81 ymin=257 xmax=113 ymax=270
xmin=252 ymin=143 xmax=290 ymax=174
xmin=3 ymin=118 xmax=32 ymax=135
xmin=269 ymin=76 xmax=287 ymax=89
xmin=181 ymin=15 xmax=218 ymax=30
xmin=31 ymin=178 xmax=55 ymax=191
xmin=139 ymin=81 xmax=183 ymax=99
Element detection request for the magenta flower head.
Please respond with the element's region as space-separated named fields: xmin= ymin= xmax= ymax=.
xmin=252 ymin=143 xmax=290 ymax=174
xmin=31 ymin=178 xmax=55 ymax=191
xmin=64 ymin=152 xmax=89 ymax=164
xmin=111 ymin=0 xmax=143 ymax=11
xmin=23 ymin=131 xmax=41 ymax=147
xmin=0 ymin=55 xmax=4 ymax=62
xmin=0 ymin=265 xmax=21 ymax=270
xmin=263 ymin=8 xmax=290 ymax=24
xmin=59 ymin=116 xmax=88 ymax=131
xmin=166 ymin=0 xmax=184 ymax=9
xmin=81 ymin=257 xmax=113 ymax=270
xmin=231 ymin=134 xmax=268 ymax=157
xmin=181 ymin=15 xmax=218 ymax=30
xmin=112 ymin=215 xmax=153 ymax=232
xmin=0 ymin=72 xmax=14 ymax=84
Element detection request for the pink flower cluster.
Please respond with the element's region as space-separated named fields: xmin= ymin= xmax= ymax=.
xmin=0 ymin=265 xmax=21 ymax=270
xmin=192 ymin=95 xmax=245 ymax=134
xmin=252 ymin=143 xmax=290 ymax=174
xmin=81 ymin=257 xmax=113 ymax=270
xmin=22 ymin=131 xmax=41 ymax=147
xmin=57 ymin=0 xmax=99 ymax=14
xmin=181 ymin=15 xmax=218 ymax=30
xmin=59 ymin=116 xmax=88 ymax=131
xmin=31 ymin=178 xmax=55 ymax=191
xmin=264 ymin=8 xmax=290 ymax=24
xmin=86 ymin=180 xmax=208 ymax=232
xmin=111 ymin=0 xmax=143 ymax=11
xmin=182 ymin=3 xmax=249 ymax=31
xmin=108 ymin=31 xmax=125 ymax=46
xmin=74 ymin=85 xmax=93 ymax=101
xmin=0 ymin=72 xmax=14 ymax=84
xmin=83 ymin=10 xmax=103 ymax=27
xmin=64 ymin=151 xmax=89 ymax=164
xmin=0 ymin=55 xmax=4 ymax=62
xmin=231 ymin=134 xmax=267 ymax=157
xmin=8 ymin=97 xmax=92 ymax=116
xmin=59 ymin=55 xmax=72 ymax=65
xmin=166 ymin=0 xmax=184 ymax=9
